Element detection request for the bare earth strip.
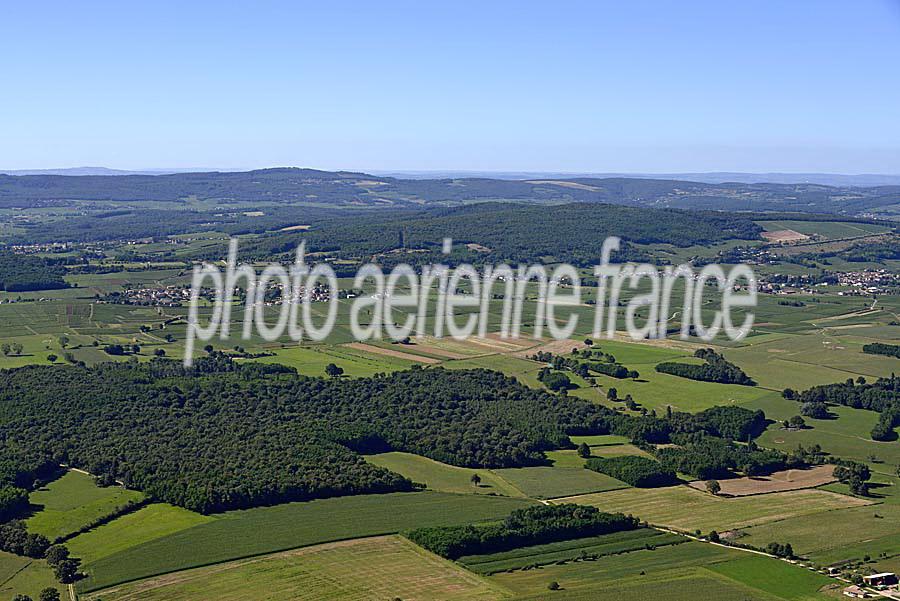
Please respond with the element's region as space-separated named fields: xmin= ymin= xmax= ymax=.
xmin=762 ymin=229 xmax=810 ymax=243
xmin=481 ymin=332 xmax=541 ymax=347
xmin=399 ymin=343 xmax=470 ymax=359
xmin=343 ymin=342 xmax=442 ymax=363
xmin=687 ymin=465 xmax=836 ymax=497
xmin=85 ymin=535 xmax=509 ymax=601
xmin=462 ymin=337 xmax=530 ymax=352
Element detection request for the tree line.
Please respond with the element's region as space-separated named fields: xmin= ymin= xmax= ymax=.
xmin=788 ymin=376 xmax=899 ymax=441
xmin=405 ymin=504 xmax=639 ymax=559
xmin=585 ymin=456 xmax=677 ymax=487
xmin=655 ymin=348 xmax=755 ymax=386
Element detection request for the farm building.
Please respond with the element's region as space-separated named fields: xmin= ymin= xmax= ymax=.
xmin=862 ymin=573 xmax=898 ymax=587
xmin=842 ymin=585 xmax=869 ymax=598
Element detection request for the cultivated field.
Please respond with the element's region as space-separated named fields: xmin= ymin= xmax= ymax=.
xmin=687 ymin=465 xmax=836 ymax=497
xmin=756 ymin=220 xmax=891 ymax=240
xmin=458 ymin=528 xmax=685 ymax=574
xmin=705 ymin=555 xmax=833 ymax=600
xmin=761 ymin=229 xmax=810 ymax=243
xmin=488 ymin=541 xmax=793 ymax=600
xmin=556 ymin=486 xmax=872 ymax=533
xmin=77 ymin=492 xmax=534 ymax=592
xmin=84 ymin=536 xmax=511 ymax=601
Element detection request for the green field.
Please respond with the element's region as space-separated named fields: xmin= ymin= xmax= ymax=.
xmin=66 ymin=503 xmax=216 ymax=565
xmin=556 ymin=486 xmax=871 ymax=533
xmin=750 ymin=397 xmax=900 ymax=476
xmin=84 ymin=535 xmax=510 ymax=601
xmin=0 ymin=551 xmax=59 ymax=601
xmin=733 ymin=473 xmax=900 ymax=569
xmin=26 ymin=470 xmax=145 ymax=541
xmin=490 ymin=466 xmax=627 ymax=499
xmin=78 ymin=492 xmax=535 ymax=592
xmin=251 ymin=343 xmax=419 ymax=377
xmin=1 ymin=224 xmax=898 ymax=600
xmin=706 ymin=555 xmax=833 ymax=600
xmin=488 ymin=541 xmax=812 ymax=600
xmin=757 ymin=220 xmax=891 ymax=240
xmin=365 ymin=452 xmax=525 ymax=497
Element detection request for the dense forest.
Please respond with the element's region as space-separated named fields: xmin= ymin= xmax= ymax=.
xmin=405 ymin=504 xmax=638 ymax=559
xmin=0 ymin=356 xmax=781 ymax=514
xmin=585 ymin=456 xmax=676 ymax=487
xmin=655 ymin=348 xmax=756 ymax=386
xmin=248 ymin=202 xmax=763 ymax=268
xmin=863 ymin=343 xmax=900 ymax=359
xmin=0 ymin=253 xmax=68 ymax=291
xmin=0 ymin=356 xmax=618 ymax=513
xmin=15 ymin=203 xmax=765 ymax=269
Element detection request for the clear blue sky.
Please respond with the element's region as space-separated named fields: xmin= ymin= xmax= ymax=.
xmin=2 ymin=1 xmax=899 ymax=173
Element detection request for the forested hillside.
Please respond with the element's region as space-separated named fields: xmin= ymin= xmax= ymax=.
xmin=1 ymin=168 xmax=897 ymax=213
xmin=11 ymin=202 xmax=764 ymax=265
xmin=241 ymin=202 xmax=763 ymax=267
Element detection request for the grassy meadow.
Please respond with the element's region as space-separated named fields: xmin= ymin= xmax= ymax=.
xmin=26 ymin=470 xmax=145 ymax=541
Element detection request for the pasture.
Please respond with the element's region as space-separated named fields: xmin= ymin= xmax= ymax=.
xmin=0 ymin=551 xmax=58 ymax=601
xmin=489 ymin=466 xmax=627 ymax=499
xmin=26 ymin=469 xmax=145 ymax=541
xmin=83 ymin=536 xmax=510 ymax=601
xmin=250 ymin=343 xmax=417 ymax=377
xmin=751 ymin=398 xmax=900 ymax=476
xmin=365 ymin=452 xmax=525 ymax=497
xmin=66 ymin=503 xmax=216 ymax=565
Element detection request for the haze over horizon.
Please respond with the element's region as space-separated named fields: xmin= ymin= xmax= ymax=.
xmin=2 ymin=0 xmax=899 ymax=173
xmin=3 ymin=166 xmax=900 ymax=188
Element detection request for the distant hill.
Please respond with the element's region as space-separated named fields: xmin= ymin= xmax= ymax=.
xmin=378 ymin=171 xmax=900 ymax=187
xmin=0 ymin=167 xmax=897 ymax=214
xmin=0 ymin=167 xmax=166 ymax=176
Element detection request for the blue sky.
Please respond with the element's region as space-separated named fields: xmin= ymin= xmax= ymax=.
xmin=2 ymin=1 xmax=899 ymax=173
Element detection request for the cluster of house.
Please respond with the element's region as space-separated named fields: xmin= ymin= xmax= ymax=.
xmin=835 ymin=270 xmax=900 ymax=296
xmin=8 ymin=242 xmax=72 ymax=254
xmin=756 ymin=280 xmax=821 ymax=295
xmin=250 ymin=282 xmax=335 ymax=306
xmin=842 ymin=572 xmax=898 ymax=598
xmin=100 ymin=286 xmax=193 ymax=307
